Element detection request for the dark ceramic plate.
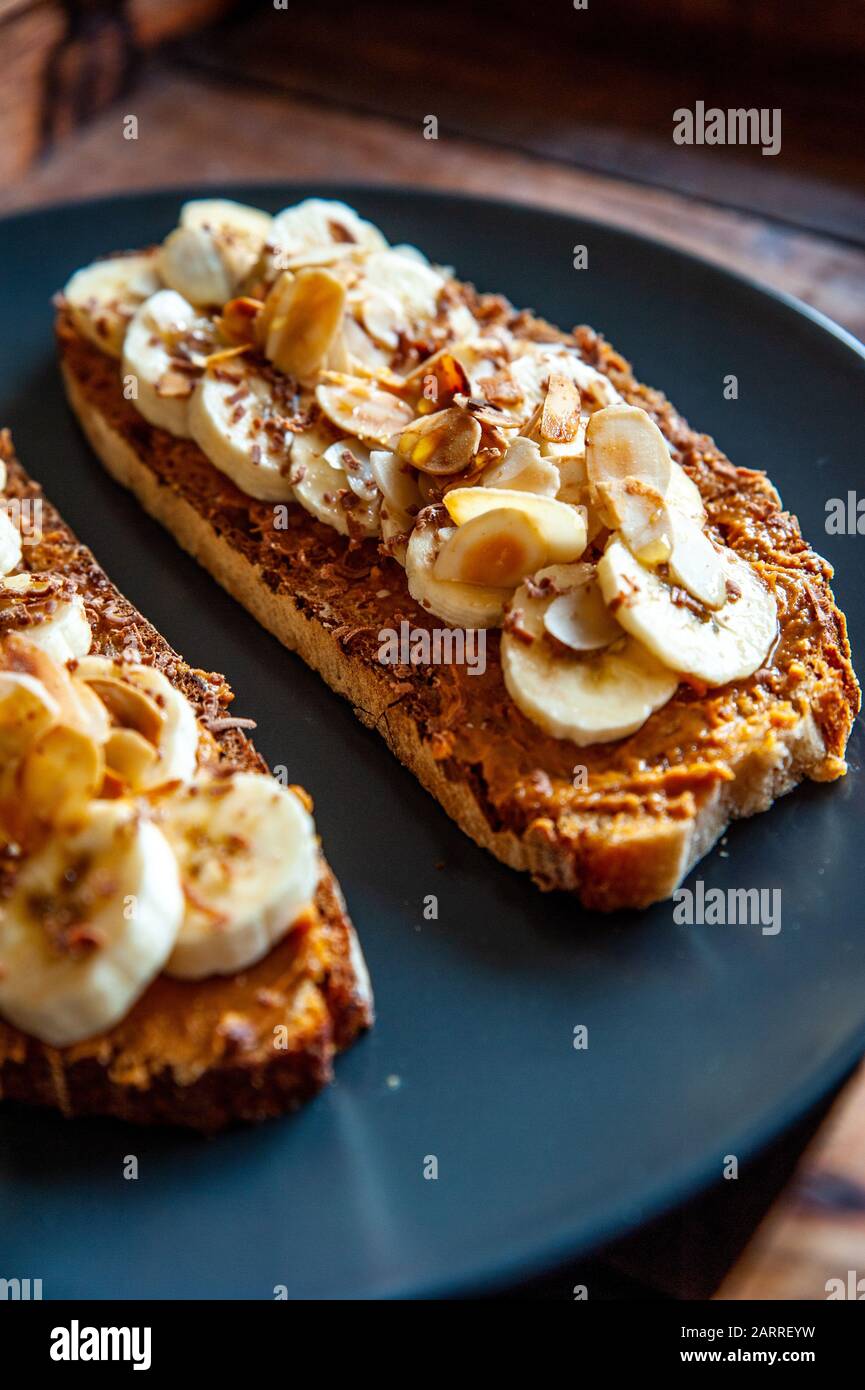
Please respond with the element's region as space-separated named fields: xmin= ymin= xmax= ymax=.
xmin=0 ymin=187 xmax=862 ymax=1299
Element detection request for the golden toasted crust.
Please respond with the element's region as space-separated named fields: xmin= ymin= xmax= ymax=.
xmin=0 ymin=433 xmax=372 ymax=1129
xmin=58 ymin=301 xmax=859 ymax=912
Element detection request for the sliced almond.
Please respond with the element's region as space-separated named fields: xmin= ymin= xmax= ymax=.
xmin=1 ymin=572 xmax=53 ymax=598
xmin=397 ymin=407 xmax=482 ymax=475
xmin=403 ymin=347 xmax=471 ymax=397
xmin=323 ymin=439 xmax=379 ymax=501
xmin=601 ymin=477 xmax=671 ymax=559
xmin=361 ymin=290 xmax=405 ymax=349
xmin=543 ymin=579 xmax=621 ymax=652
xmin=665 ymin=514 xmax=727 ymax=609
xmin=370 ymin=449 xmax=421 ymax=514
xmin=200 ymin=344 xmax=250 ymax=370
xmin=18 ymin=725 xmax=104 ymax=832
xmin=476 ymin=366 xmax=523 ymax=407
xmin=263 ymin=268 xmax=346 ymax=379
xmin=598 ymin=537 xmax=776 ymax=686
xmin=482 ymin=437 xmax=560 ymax=497
xmin=104 ymin=727 xmax=159 ymax=788
xmin=418 ymin=352 xmax=472 ymax=410
xmin=340 ymin=315 xmax=392 ymax=371
xmin=316 ymin=378 xmax=414 ymax=445
xmin=586 ymin=404 xmax=673 ymax=502
xmin=0 ymin=671 xmax=60 ymax=766
xmin=155 ymin=369 xmax=195 ymax=400
xmin=540 ymin=374 xmax=581 ymax=444
xmin=84 ymin=676 xmax=166 ymax=745
xmin=0 ymin=634 xmax=108 ymax=743
xmin=217 ymin=296 xmax=263 ymax=346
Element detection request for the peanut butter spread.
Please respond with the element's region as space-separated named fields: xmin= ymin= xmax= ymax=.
xmin=57 ymin=301 xmax=859 ymax=859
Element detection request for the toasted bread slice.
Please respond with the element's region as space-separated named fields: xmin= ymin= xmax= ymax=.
xmin=0 ymin=432 xmax=372 ymax=1130
xmin=58 ymin=296 xmax=859 ymax=912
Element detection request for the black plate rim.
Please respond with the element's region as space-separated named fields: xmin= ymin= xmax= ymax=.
xmin=7 ymin=177 xmax=863 ymax=363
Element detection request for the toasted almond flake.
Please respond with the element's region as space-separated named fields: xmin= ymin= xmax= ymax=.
xmin=155 ymin=369 xmax=195 ymax=399
xmin=84 ymin=676 xmax=166 ymax=745
xmin=202 ymin=344 xmax=251 ymax=369
xmin=216 ymin=296 xmax=263 ymax=346
xmin=316 ymin=378 xmax=415 ymax=444
xmin=541 ymin=374 xmax=581 ymax=444
xmin=263 ymin=268 xmax=346 ymax=379
xmin=397 ymin=407 xmax=482 ymax=475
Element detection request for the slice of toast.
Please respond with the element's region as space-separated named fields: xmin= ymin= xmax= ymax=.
xmin=0 ymin=432 xmax=372 ymax=1130
xmin=58 ymin=293 xmax=859 ymax=913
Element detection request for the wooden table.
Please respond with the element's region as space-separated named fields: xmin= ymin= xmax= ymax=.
xmin=2 ymin=50 xmax=865 ymax=342
xmin=1 ymin=21 xmax=863 ymax=1299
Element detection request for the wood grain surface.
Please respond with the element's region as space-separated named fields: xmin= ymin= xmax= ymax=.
xmin=718 ymin=1061 xmax=865 ymax=1300
xmin=1 ymin=60 xmax=864 ymax=344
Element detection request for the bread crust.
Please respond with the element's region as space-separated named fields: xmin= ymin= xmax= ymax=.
xmin=0 ymin=435 xmax=372 ymax=1129
xmin=58 ymin=306 xmax=859 ymax=912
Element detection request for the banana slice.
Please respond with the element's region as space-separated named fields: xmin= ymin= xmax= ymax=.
xmin=501 ymin=565 xmax=678 ymax=745
xmin=357 ymin=249 xmax=446 ymax=346
xmin=262 ymin=268 xmax=346 ymax=378
xmin=181 ymin=199 xmax=272 ymax=251
xmin=371 ymin=451 xmax=422 ymax=562
xmin=586 ymin=404 xmax=711 ymax=570
xmin=444 ymin=487 xmax=587 ymax=569
xmin=482 ymin=437 xmax=560 ymax=497
xmin=160 ymin=200 xmax=273 ymax=307
xmin=0 ymin=635 xmax=108 ymax=745
xmin=293 ymin=434 xmax=380 ymax=538
xmin=272 ymin=197 xmax=383 ymax=248
xmin=73 ymin=656 xmax=199 ymax=791
xmin=265 ymin=200 xmax=386 ymax=280
xmin=322 ymin=439 xmax=378 ymax=501
xmin=667 ymin=461 xmax=706 ymax=524
xmin=586 ymin=402 xmax=705 ymax=524
xmin=336 ymin=314 xmax=392 ymax=373
xmin=63 ymin=251 xmax=162 ymax=357
xmin=406 ymin=523 xmax=510 ymax=628
xmin=122 ymin=290 xmax=199 ymax=437
xmin=380 ymin=507 xmax=413 ymax=565
xmin=0 ymin=573 xmax=91 ymax=661
xmin=597 ymin=537 xmax=777 ymax=686
xmin=160 ymin=773 xmax=319 ymax=980
xmin=189 ymin=369 xmax=297 ymax=500
xmin=0 ymin=670 xmax=59 ymax=763
xmin=370 ymin=448 xmax=422 ymax=514
xmin=541 ymin=419 xmax=597 ymax=515
xmin=0 ymin=670 xmax=62 ymax=840
xmin=161 ymin=226 xmax=234 ymax=307
xmin=0 ymin=801 xmax=183 ymax=1046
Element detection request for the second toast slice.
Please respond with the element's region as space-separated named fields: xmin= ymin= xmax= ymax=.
xmin=0 ymin=432 xmax=372 ymax=1130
